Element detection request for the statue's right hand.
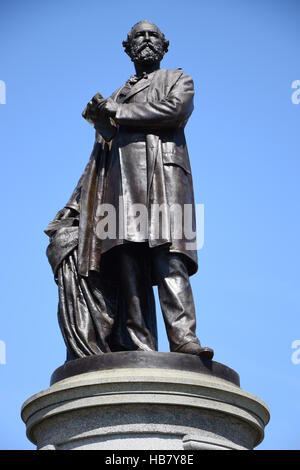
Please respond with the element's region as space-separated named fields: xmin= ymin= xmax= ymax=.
xmin=90 ymin=92 xmax=105 ymax=107
xmin=83 ymin=92 xmax=105 ymax=122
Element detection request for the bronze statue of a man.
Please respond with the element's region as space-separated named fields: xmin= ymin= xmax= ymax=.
xmin=46 ymin=20 xmax=214 ymax=361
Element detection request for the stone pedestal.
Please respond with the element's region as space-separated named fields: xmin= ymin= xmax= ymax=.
xmin=21 ymin=352 xmax=269 ymax=450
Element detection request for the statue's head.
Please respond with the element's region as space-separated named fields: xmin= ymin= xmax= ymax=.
xmin=123 ymin=20 xmax=169 ymax=66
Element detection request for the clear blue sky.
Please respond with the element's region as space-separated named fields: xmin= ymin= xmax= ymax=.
xmin=0 ymin=0 xmax=299 ymax=450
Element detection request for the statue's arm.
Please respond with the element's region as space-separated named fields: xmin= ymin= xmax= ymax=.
xmin=115 ymin=73 xmax=194 ymax=128
xmin=82 ymin=92 xmax=117 ymax=141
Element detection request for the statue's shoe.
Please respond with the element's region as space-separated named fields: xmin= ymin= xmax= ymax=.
xmin=176 ymin=343 xmax=214 ymax=360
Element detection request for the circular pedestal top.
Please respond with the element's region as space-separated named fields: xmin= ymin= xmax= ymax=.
xmin=50 ymin=351 xmax=240 ymax=386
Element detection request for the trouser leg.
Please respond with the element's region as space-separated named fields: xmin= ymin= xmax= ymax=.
xmin=118 ymin=244 xmax=157 ymax=351
xmin=152 ymin=247 xmax=200 ymax=352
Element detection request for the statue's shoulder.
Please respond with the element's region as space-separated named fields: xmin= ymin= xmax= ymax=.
xmin=156 ymin=68 xmax=193 ymax=85
xmin=156 ymin=67 xmax=183 ymax=79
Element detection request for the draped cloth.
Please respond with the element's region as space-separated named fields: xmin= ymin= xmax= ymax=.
xmin=45 ymin=211 xmax=158 ymax=360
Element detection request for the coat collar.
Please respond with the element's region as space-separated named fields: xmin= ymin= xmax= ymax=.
xmin=117 ymin=70 xmax=158 ymax=103
xmin=111 ymin=68 xmax=183 ymax=104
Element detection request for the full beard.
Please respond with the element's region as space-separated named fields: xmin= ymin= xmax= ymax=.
xmin=129 ymin=43 xmax=164 ymax=65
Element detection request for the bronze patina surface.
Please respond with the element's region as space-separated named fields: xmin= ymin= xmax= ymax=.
xmin=46 ymin=21 xmax=214 ymax=362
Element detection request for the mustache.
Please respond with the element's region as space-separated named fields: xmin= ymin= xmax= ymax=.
xmin=136 ymin=42 xmax=161 ymax=54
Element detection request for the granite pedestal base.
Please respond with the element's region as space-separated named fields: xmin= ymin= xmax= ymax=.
xmin=21 ymin=352 xmax=270 ymax=450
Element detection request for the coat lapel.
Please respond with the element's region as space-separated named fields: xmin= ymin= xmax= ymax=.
xmin=111 ymin=69 xmax=182 ymax=104
xmin=120 ymin=71 xmax=157 ymax=103
xmin=110 ymin=80 xmax=150 ymax=103
xmin=121 ymin=79 xmax=150 ymax=102
xmin=110 ymin=86 xmax=123 ymax=102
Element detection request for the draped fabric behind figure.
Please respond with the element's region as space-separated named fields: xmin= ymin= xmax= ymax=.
xmin=45 ymin=193 xmax=158 ymax=361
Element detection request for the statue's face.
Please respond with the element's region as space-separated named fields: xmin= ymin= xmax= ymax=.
xmin=128 ymin=22 xmax=165 ymax=66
